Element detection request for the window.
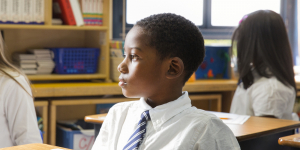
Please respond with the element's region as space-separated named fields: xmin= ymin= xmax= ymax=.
xmin=126 ymin=0 xmax=203 ymax=26
xmin=119 ymin=0 xmax=283 ymax=39
xmin=211 ymin=0 xmax=280 ymax=26
xmin=113 ymin=0 xmax=297 ymax=65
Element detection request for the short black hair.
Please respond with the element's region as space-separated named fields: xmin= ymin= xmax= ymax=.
xmin=136 ymin=13 xmax=205 ymax=83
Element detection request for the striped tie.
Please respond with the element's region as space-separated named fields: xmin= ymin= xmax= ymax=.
xmin=123 ymin=110 xmax=151 ymax=150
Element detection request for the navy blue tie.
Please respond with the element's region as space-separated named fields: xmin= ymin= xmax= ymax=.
xmin=123 ymin=110 xmax=151 ymax=150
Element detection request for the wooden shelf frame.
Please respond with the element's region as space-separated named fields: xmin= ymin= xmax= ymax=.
xmin=34 ymin=101 xmax=48 ymax=144
xmin=0 ymin=0 xmax=112 ymax=81
xmin=49 ymin=98 xmax=137 ymax=145
xmin=28 ymin=73 xmax=107 ymax=81
xmin=0 ymin=24 xmax=109 ymax=30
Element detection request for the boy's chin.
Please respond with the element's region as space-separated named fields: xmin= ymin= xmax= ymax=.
xmin=122 ymin=90 xmax=141 ymax=99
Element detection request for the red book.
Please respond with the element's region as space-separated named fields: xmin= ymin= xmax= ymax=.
xmin=54 ymin=0 xmax=76 ymax=25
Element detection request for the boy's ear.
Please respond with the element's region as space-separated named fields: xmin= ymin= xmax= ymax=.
xmin=166 ymin=57 xmax=184 ymax=79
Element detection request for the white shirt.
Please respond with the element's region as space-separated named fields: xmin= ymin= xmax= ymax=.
xmin=230 ymin=71 xmax=295 ymax=120
xmin=0 ymin=72 xmax=42 ymax=148
xmin=93 ymin=92 xmax=240 ymax=150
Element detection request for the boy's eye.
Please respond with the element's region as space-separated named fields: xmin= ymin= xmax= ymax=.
xmin=130 ymin=54 xmax=139 ymax=61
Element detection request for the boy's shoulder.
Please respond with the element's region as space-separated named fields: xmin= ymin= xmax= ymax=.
xmin=183 ymin=107 xmax=223 ymax=124
xmin=109 ymin=100 xmax=139 ymax=112
xmin=178 ymin=107 xmax=235 ymax=136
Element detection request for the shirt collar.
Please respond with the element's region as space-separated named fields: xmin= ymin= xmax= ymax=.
xmin=138 ymin=91 xmax=192 ymax=131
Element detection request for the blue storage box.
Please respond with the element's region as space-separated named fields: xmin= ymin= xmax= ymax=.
xmin=56 ymin=120 xmax=95 ymax=149
xmin=50 ymin=48 xmax=100 ymax=74
xmin=96 ymin=103 xmax=115 ymax=114
xmin=196 ymin=46 xmax=231 ymax=79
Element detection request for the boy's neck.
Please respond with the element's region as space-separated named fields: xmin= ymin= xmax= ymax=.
xmin=145 ymin=87 xmax=183 ymax=108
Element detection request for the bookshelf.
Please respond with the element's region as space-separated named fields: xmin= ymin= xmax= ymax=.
xmin=28 ymin=73 xmax=106 ymax=80
xmin=0 ymin=0 xmax=112 ymax=81
xmin=34 ymin=101 xmax=48 ymax=144
xmin=0 ymin=24 xmax=108 ymax=30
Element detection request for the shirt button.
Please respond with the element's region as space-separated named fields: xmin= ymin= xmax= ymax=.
xmin=156 ymin=120 xmax=160 ymax=124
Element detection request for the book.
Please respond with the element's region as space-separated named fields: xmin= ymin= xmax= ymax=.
xmin=6 ymin=0 xmax=12 ymax=22
xmin=0 ymin=0 xmax=8 ymax=22
xmin=52 ymin=18 xmax=63 ymax=25
xmin=22 ymin=69 xmax=37 ymax=74
xmin=97 ymin=0 xmax=103 ymax=25
xmin=81 ymin=0 xmax=103 ymax=26
xmin=69 ymin=0 xmax=84 ymax=26
xmin=37 ymin=70 xmax=53 ymax=74
xmin=20 ymin=63 xmax=37 ymax=69
xmin=35 ymin=0 xmax=44 ymax=23
xmin=28 ymin=49 xmax=51 ymax=54
xmin=18 ymin=0 xmax=24 ymax=23
xmin=23 ymin=0 xmax=31 ymax=23
xmin=12 ymin=0 xmax=19 ymax=23
xmin=35 ymin=54 xmax=52 ymax=58
xmin=36 ymin=58 xmax=53 ymax=61
xmin=30 ymin=0 xmax=35 ymax=23
xmin=37 ymin=61 xmax=55 ymax=67
xmin=17 ymin=59 xmax=37 ymax=63
xmin=55 ymin=0 xmax=76 ymax=25
xmin=110 ymin=48 xmax=123 ymax=58
xmin=13 ymin=53 xmax=36 ymax=60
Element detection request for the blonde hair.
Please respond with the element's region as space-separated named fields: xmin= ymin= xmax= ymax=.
xmin=0 ymin=32 xmax=32 ymax=96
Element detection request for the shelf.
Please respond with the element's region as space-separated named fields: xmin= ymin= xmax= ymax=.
xmin=27 ymin=73 xmax=107 ymax=81
xmin=0 ymin=24 xmax=108 ymax=31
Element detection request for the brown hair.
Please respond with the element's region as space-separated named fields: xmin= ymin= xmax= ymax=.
xmin=231 ymin=10 xmax=296 ymax=91
xmin=0 ymin=32 xmax=32 ymax=96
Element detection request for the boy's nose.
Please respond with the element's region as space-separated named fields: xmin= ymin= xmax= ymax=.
xmin=118 ymin=61 xmax=128 ymax=74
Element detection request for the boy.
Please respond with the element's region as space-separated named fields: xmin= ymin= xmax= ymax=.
xmin=92 ymin=13 xmax=240 ymax=150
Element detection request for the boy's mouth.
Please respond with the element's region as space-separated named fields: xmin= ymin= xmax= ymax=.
xmin=118 ymin=78 xmax=127 ymax=87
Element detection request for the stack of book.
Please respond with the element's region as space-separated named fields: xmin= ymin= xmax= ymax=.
xmin=110 ymin=40 xmax=124 ymax=81
xmin=81 ymin=0 xmax=103 ymax=26
xmin=53 ymin=0 xmax=103 ymax=26
xmin=29 ymin=49 xmax=55 ymax=74
xmin=13 ymin=53 xmax=37 ymax=74
xmin=0 ymin=0 xmax=45 ymax=24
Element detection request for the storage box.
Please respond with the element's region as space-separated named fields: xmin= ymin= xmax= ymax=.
xmin=96 ymin=103 xmax=115 ymax=114
xmin=50 ymin=48 xmax=100 ymax=74
xmin=195 ymin=46 xmax=231 ymax=79
xmin=56 ymin=120 xmax=95 ymax=150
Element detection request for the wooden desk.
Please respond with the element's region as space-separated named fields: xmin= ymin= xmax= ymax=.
xmin=0 ymin=143 xmax=70 ymax=150
xmin=84 ymin=114 xmax=300 ymax=142
xmin=227 ymin=116 xmax=300 ymax=141
xmin=85 ymin=114 xmax=107 ymax=124
xmin=228 ymin=116 xmax=300 ymax=150
xmin=85 ymin=114 xmax=107 ymax=139
xmin=278 ymin=134 xmax=300 ymax=148
xmin=84 ymin=114 xmax=300 ymax=150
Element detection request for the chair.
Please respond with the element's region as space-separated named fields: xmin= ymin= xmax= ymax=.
xmin=278 ymin=134 xmax=300 ymax=148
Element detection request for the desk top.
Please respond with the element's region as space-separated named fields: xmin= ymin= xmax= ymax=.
xmin=85 ymin=113 xmax=107 ymax=124
xmin=227 ymin=116 xmax=300 ymax=141
xmin=31 ymin=80 xmax=238 ymax=97
xmin=0 ymin=143 xmax=70 ymax=150
xmin=84 ymin=114 xmax=300 ymax=142
xmin=278 ymin=133 xmax=300 ymax=148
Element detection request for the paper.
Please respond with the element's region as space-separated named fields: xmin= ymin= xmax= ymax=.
xmin=209 ymin=111 xmax=250 ymax=124
xmin=73 ymin=134 xmax=94 ymax=150
xmin=98 ymin=116 xmax=106 ymax=120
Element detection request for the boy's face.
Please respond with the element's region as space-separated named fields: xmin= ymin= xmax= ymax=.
xmin=118 ymin=26 xmax=168 ymax=98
